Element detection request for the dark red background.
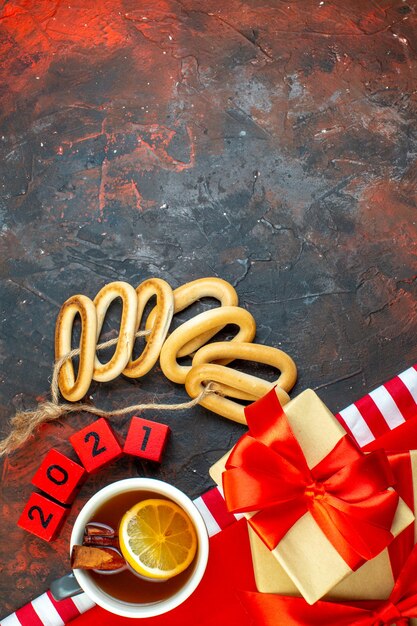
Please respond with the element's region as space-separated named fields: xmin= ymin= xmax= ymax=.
xmin=1 ymin=0 xmax=417 ymax=617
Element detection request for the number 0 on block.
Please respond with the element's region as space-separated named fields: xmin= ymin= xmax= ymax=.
xmin=70 ymin=418 xmax=123 ymax=472
xmin=32 ymin=449 xmax=86 ymax=504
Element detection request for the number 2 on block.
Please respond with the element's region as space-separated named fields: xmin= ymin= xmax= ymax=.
xmin=84 ymin=431 xmax=107 ymax=457
xmin=70 ymin=418 xmax=123 ymax=472
xmin=28 ymin=505 xmax=53 ymax=529
xmin=18 ymin=492 xmax=68 ymax=541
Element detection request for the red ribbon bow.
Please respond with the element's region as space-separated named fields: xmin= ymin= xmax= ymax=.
xmin=240 ymin=539 xmax=417 ymax=625
xmin=223 ymin=389 xmax=399 ymax=569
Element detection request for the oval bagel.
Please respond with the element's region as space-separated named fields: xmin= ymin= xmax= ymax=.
xmin=123 ymin=278 xmax=174 ymax=378
xmin=93 ymin=281 xmax=138 ymax=382
xmin=55 ymin=294 xmax=97 ymax=402
xmin=185 ymin=363 xmax=290 ymax=425
xmin=146 ymin=277 xmax=238 ymax=358
xmin=191 ymin=341 xmax=297 ymax=400
xmin=160 ymin=306 xmax=256 ymax=384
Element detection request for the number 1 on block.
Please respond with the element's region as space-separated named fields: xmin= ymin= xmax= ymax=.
xmin=124 ymin=416 xmax=170 ymax=463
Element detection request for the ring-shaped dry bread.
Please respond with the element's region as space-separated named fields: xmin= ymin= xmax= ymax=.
xmin=146 ymin=277 xmax=238 ymax=358
xmin=185 ymin=363 xmax=290 ymax=425
xmin=93 ymin=281 xmax=138 ymax=382
xmin=55 ymin=294 xmax=97 ymax=402
xmin=190 ymin=341 xmax=297 ymax=401
xmin=123 ymin=278 xmax=174 ymax=378
xmin=160 ymin=306 xmax=256 ymax=384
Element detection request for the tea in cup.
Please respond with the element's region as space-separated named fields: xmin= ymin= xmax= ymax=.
xmin=70 ymin=478 xmax=209 ymax=618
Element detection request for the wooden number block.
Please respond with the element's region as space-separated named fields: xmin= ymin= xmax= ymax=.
xmin=18 ymin=492 xmax=68 ymax=542
xmin=70 ymin=418 xmax=123 ymax=473
xmin=123 ymin=416 xmax=170 ymax=463
xmin=32 ymin=449 xmax=86 ymax=504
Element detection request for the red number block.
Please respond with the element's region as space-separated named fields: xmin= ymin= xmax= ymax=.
xmin=123 ymin=416 xmax=170 ymax=463
xmin=18 ymin=492 xmax=68 ymax=542
xmin=70 ymin=418 xmax=123 ymax=473
xmin=32 ymin=449 xmax=86 ymax=504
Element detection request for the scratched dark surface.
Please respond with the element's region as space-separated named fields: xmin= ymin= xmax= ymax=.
xmin=1 ymin=0 xmax=417 ymax=617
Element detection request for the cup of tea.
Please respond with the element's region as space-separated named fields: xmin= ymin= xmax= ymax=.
xmin=70 ymin=478 xmax=209 ymax=618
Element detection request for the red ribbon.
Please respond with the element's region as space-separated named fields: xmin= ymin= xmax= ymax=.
xmin=387 ymin=452 xmax=416 ymax=580
xmin=223 ymin=388 xmax=399 ymax=569
xmin=240 ymin=540 xmax=417 ymax=625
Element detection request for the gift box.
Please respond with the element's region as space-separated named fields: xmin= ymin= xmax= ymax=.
xmin=240 ymin=539 xmax=417 ymax=625
xmin=209 ymin=388 xmax=414 ymax=605
xmin=236 ymin=450 xmax=417 ymax=625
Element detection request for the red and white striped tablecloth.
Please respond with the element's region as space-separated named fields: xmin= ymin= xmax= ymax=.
xmin=0 ymin=592 xmax=95 ymax=626
xmin=336 ymin=364 xmax=417 ymax=448
xmin=3 ymin=362 xmax=417 ymax=625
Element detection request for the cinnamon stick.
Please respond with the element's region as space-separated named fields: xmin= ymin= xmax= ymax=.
xmin=82 ymin=535 xmax=119 ymax=548
xmin=71 ymin=545 xmax=126 ymax=571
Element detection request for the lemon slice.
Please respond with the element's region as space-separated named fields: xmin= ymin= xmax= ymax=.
xmin=119 ymin=499 xmax=198 ymax=580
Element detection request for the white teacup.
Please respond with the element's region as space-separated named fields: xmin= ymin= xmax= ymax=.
xmin=70 ymin=478 xmax=209 ymax=618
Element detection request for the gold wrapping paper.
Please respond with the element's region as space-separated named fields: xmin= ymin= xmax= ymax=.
xmin=209 ymin=389 xmax=415 ymax=605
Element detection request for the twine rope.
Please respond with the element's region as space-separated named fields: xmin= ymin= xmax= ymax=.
xmin=0 ymin=330 xmax=215 ymax=458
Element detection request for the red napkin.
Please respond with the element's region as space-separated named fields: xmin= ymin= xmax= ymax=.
xmin=68 ymin=519 xmax=255 ymax=626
